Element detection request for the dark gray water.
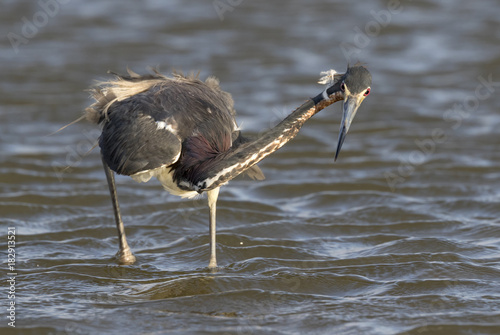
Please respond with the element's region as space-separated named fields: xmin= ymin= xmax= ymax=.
xmin=1 ymin=0 xmax=500 ymax=334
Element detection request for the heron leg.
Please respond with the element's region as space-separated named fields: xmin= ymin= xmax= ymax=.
xmin=207 ymin=187 xmax=220 ymax=269
xmin=101 ymin=155 xmax=136 ymax=265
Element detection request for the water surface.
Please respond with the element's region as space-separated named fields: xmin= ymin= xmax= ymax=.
xmin=1 ymin=0 xmax=500 ymax=334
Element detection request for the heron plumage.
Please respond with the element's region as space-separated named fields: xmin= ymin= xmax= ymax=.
xmin=86 ymin=69 xmax=264 ymax=195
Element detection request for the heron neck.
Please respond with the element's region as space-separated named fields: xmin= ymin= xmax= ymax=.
xmin=196 ymin=90 xmax=344 ymax=192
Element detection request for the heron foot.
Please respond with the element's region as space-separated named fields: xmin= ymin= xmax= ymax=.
xmin=115 ymin=247 xmax=136 ymax=265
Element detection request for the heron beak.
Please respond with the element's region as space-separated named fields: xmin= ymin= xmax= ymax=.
xmin=334 ymin=93 xmax=363 ymax=161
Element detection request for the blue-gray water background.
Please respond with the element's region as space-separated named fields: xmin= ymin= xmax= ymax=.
xmin=1 ymin=0 xmax=500 ymax=334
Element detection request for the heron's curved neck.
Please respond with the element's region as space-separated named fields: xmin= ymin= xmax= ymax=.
xmin=195 ymin=88 xmax=344 ymax=192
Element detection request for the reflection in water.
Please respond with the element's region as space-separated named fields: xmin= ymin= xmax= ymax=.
xmin=1 ymin=0 xmax=500 ymax=334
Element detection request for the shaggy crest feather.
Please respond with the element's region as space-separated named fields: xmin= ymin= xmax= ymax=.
xmin=318 ymin=69 xmax=344 ymax=87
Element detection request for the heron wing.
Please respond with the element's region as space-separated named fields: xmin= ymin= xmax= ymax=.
xmin=90 ymin=70 xmax=240 ymax=182
xmin=99 ymin=96 xmax=182 ymax=176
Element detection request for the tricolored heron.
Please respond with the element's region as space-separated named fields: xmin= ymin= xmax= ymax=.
xmin=85 ymin=65 xmax=372 ymax=269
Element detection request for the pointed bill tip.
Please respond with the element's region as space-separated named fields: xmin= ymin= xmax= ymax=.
xmin=334 ymin=126 xmax=347 ymax=162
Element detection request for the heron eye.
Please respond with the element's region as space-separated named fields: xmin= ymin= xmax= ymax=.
xmin=364 ymin=88 xmax=371 ymax=96
xmin=340 ymin=82 xmax=346 ymax=92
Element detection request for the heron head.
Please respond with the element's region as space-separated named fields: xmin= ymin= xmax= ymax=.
xmin=333 ymin=65 xmax=372 ymax=161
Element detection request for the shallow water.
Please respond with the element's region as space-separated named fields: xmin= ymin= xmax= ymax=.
xmin=1 ymin=0 xmax=500 ymax=334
